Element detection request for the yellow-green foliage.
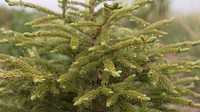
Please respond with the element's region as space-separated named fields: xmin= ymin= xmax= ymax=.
xmin=0 ymin=0 xmax=200 ymax=112
xmin=0 ymin=7 xmax=39 ymax=56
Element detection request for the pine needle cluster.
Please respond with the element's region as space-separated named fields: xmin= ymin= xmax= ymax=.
xmin=0 ymin=0 xmax=200 ymax=112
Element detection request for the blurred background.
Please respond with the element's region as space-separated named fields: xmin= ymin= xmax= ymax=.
xmin=0 ymin=0 xmax=200 ymax=112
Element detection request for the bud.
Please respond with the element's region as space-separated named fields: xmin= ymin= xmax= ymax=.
xmin=103 ymin=3 xmax=109 ymax=8
xmin=147 ymin=36 xmax=157 ymax=43
xmin=140 ymin=35 xmax=146 ymax=42
xmin=111 ymin=2 xmax=119 ymax=9
xmin=116 ymin=5 xmax=122 ymax=9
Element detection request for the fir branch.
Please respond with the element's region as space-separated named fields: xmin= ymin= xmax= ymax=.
xmin=25 ymin=16 xmax=60 ymax=26
xmin=70 ymin=37 xmax=79 ymax=50
xmin=175 ymin=76 xmax=200 ymax=84
xmin=133 ymin=0 xmax=154 ymax=6
xmin=71 ymin=21 xmax=99 ymax=27
xmin=140 ymin=18 xmax=174 ymax=35
xmin=119 ymin=101 xmax=138 ymax=112
xmin=6 ymin=0 xmax=60 ymax=16
xmin=73 ymin=89 xmax=100 ymax=106
xmin=151 ymin=96 xmax=200 ymax=108
xmin=24 ymin=31 xmax=73 ymax=39
xmin=106 ymin=94 xmax=119 ymax=107
xmin=176 ymin=85 xmax=200 ymax=98
xmin=0 ymin=54 xmax=40 ymax=74
xmin=120 ymin=90 xmax=150 ymax=101
xmin=103 ymin=58 xmax=121 ymax=78
xmin=67 ymin=1 xmax=89 ymax=8
xmin=107 ymin=5 xmax=139 ymax=23
xmin=158 ymin=75 xmax=175 ymax=92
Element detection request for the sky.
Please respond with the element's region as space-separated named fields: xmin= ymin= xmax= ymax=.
xmin=0 ymin=0 xmax=200 ymax=14
xmin=170 ymin=0 xmax=200 ymax=14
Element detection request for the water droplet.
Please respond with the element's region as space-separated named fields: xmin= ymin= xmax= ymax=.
xmin=145 ymin=4 xmax=148 ymax=7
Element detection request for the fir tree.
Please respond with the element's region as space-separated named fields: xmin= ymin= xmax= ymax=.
xmin=0 ymin=0 xmax=200 ymax=111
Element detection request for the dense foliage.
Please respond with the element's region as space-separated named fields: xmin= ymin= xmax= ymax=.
xmin=0 ymin=0 xmax=200 ymax=112
xmin=0 ymin=7 xmax=39 ymax=56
